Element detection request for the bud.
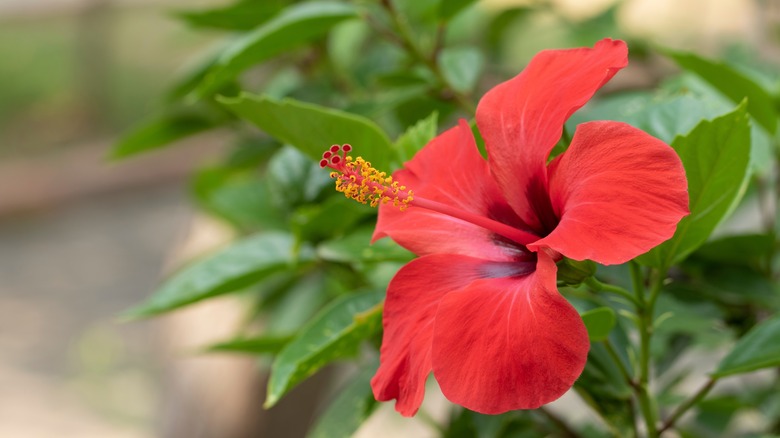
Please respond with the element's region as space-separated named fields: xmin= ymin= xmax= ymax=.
xmin=557 ymin=258 xmax=596 ymax=286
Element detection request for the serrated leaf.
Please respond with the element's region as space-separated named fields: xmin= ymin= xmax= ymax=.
xmin=393 ymin=111 xmax=437 ymax=166
xmin=637 ymin=103 xmax=752 ymax=268
xmin=111 ymin=105 xmax=227 ymax=159
xmin=307 ymin=359 xmax=379 ymax=438
xmin=713 ymin=314 xmax=780 ymax=377
xmin=581 ymin=307 xmax=616 ymax=342
xmin=206 ymin=334 xmax=293 ymax=355
xmin=126 ymin=232 xmax=312 ymax=318
xmin=439 ymin=46 xmax=483 ymax=93
xmin=176 ymin=0 xmax=289 ymax=31
xmin=197 ymin=2 xmax=357 ymax=96
xmin=220 ymin=94 xmax=393 ymax=170
xmin=265 ymin=291 xmax=384 ymax=407
xmin=666 ymin=50 xmax=777 ymax=133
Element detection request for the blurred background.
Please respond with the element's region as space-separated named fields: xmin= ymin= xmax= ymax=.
xmin=0 ymin=0 xmax=777 ymax=436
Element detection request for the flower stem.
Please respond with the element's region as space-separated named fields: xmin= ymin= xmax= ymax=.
xmin=585 ymin=276 xmax=641 ymax=307
xmin=630 ymin=261 xmax=663 ymax=437
xmin=658 ymin=377 xmax=718 ymax=434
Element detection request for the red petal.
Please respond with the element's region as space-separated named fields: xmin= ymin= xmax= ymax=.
xmin=476 ymin=38 xmax=627 ymax=232
xmin=371 ymin=254 xmax=490 ymax=416
xmin=531 ymin=121 xmax=689 ymax=264
xmin=373 ymin=120 xmax=530 ymax=260
xmin=430 ymin=251 xmax=588 ymax=414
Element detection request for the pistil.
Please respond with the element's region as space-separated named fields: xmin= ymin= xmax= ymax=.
xmin=321 ymin=145 xmax=539 ymax=246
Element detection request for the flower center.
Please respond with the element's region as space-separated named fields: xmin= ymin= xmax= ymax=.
xmin=321 ymin=145 xmax=539 ymax=246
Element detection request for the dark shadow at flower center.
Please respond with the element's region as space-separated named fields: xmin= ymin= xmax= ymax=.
xmin=479 ymin=256 xmax=537 ymax=279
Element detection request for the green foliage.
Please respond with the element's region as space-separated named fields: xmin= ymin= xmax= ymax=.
xmin=665 ymin=49 xmax=778 ymax=133
xmin=206 ymin=335 xmax=293 ymax=355
xmin=196 ymin=2 xmax=358 ymax=97
xmin=220 ymin=94 xmax=394 ymax=169
xmin=126 ymin=232 xmax=313 ymax=317
xmin=714 ymin=314 xmax=780 ymax=377
xmin=176 ymin=0 xmax=291 ymax=31
xmin=111 ymin=105 xmax=229 ymax=159
xmin=266 ymin=291 xmax=384 ymax=407
xmin=307 ymin=360 xmax=379 ymax=438
xmin=581 ymin=307 xmax=617 ymax=342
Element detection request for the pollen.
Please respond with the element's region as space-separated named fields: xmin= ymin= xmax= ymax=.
xmin=319 ymin=144 xmax=413 ymax=211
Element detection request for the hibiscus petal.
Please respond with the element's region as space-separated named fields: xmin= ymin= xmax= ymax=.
xmin=531 ymin=121 xmax=689 ymax=265
xmin=371 ymin=254 xmax=492 ymax=416
xmin=431 ymin=251 xmax=589 ymax=414
xmin=476 ymin=38 xmax=627 ymax=233
xmin=373 ymin=120 xmax=531 ymax=260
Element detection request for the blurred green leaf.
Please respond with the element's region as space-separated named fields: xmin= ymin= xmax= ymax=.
xmin=197 ymin=2 xmax=357 ymax=96
xmin=692 ymin=234 xmax=774 ymax=272
xmin=266 ymin=291 xmax=384 ymax=407
xmin=439 ymin=0 xmax=477 ymax=20
xmin=176 ymin=0 xmax=289 ymax=31
xmin=307 ymin=359 xmax=379 ymax=438
xmin=206 ymin=334 xmax=293 ymax=355
xmin=266 ymin=145 xmax=332 ymax=209
xmin=637 ymin=103 xmax=751 ymax=268
xmin=439 ymin=46 xmax=483 ymax=93
xmin=126 ymin=232 xmax=312 ymax=317
xmin=193 ymin=168 xmax=286 ymax=231
xmin=714 ymin=314 xmax=780 ymax=377
xmin=291 ymin=195 xmax=375 ymax=242
xmin=317 ymin=226 xmax=414 ymax=263
xmin=265 ymin=272 xmax=333 ymax=335
xmin=393 ymin=111 xmax=438 ymax=166
xmin=665 ymin=50 xmax=777 ymax=133
xmin=111 ymin=105 xmax=228 ymax=159
xmin=220 ymin=93 xmax=393 ymax=170
xmin=570 ymin=92 xmax=729 ymax=145
xmin=581 ymin=307 xmax=616 ymax=342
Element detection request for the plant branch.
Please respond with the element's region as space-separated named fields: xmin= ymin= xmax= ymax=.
xmin=376 ymin=0 xmax=476 ymax=115
xmin=585 ymin=276 xmax=641 ymax=307
xmin=658 ymin=377 xmax=718 ymax=435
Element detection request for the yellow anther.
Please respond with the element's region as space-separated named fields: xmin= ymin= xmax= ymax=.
xmin=320 ymin=144 xmax=413 ymax=211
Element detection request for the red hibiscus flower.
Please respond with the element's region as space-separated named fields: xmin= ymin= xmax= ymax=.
xmin=321 ymin=39 xmax=689 ymax=416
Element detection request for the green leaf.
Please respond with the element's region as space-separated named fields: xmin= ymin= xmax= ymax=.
xmin=570 ymin=92 xmax=729 ymax=145
xmin=439 ymin=0 xmax=477 ymax=20
xmin=176 ymin=0 xmax=289 ymax=31
xmin=193 ymin=168 xmax=286 ymax=231
xmin=111 ymin=105 xmax=227 ymax=159
xmin=307 ymin=359 xmax=379 ymax=438
xmin=206 ymin=334 xmax=293 ymax=355
xmin=714 ymin=314 xmax=780 ymax=377
xmin=220 ymin=93 xmax=394 ymax=170
xmin=126 ymin=232 xmax=313 ymax=318
xmin=291 ymin=195 xmax=375 ymax=242
xmin=197 ymin=2 xmax=357 ymax=96
xmin=637 ymin=103 xmax=752 ymax=268
xmin=266 ymin=291 xmax=384 ymax=407
xmin=665 ymin=50 xmax=777 ymax=133
xmin=266 ymin=145 xmax=332 ymax=210
xmin=393 ymin=111 xmax=438 ymax=166
xmin=581 ymin=307 xmax=616 ymax=342
xmin=439 ymin=46 xmax=483 ymax=93
xmin=692 ymin=234 xmax=775 ymax=271
xmin=317 ymin=226 xmax=414 ymax=263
